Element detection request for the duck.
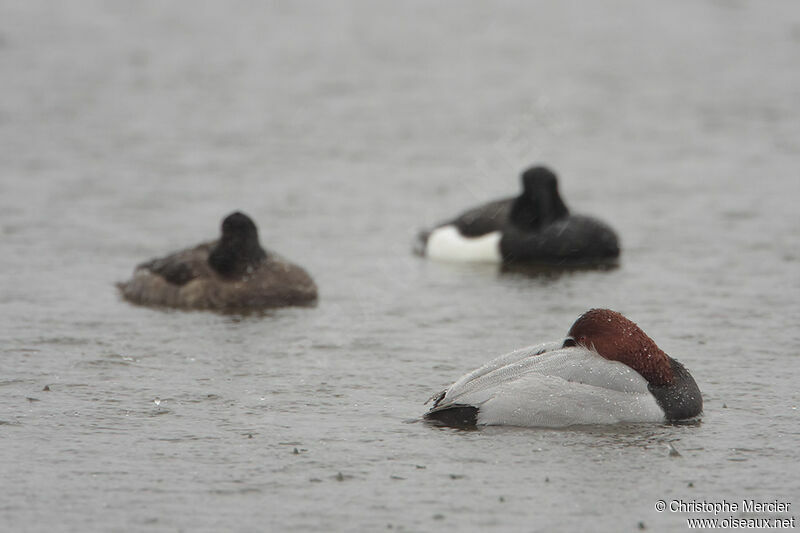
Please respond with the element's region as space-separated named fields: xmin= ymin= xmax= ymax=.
xmin=117 ymin=211 xmax=317 ymax=311
xmin=424 ymin=309 xmax=702 ymax=428
xmin=414 ymin=166 xmax=620 ymax=265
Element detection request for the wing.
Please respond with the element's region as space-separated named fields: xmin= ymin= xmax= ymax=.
xmin=137 ymin=242 xmax=214 ymax=286
xmin=428 ymin=341 xmax=561 ymax=408
xmin=432 ymin=347 xmax=651 ymax=411
xmin=449 ymin=198 xmax=513 ymax=237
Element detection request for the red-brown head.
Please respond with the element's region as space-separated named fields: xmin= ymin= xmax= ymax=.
xmin=565 ymin=309 xmax=674 ymax=386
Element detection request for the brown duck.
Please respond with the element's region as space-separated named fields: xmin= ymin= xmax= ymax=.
xmin=117 ymin=212 xmax=317 ymax=311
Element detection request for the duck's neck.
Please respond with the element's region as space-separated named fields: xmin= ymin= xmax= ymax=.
xmin=208 ymin=238 xmax=266 ymax=278
xmin=509 ymin=192 xmax=568 ymax=231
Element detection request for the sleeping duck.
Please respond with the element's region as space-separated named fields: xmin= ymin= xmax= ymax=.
xmin=415 ymin=166 xmax=620 ymax=266
xmin=117 ymin=211 xmax=317 ymax=311
xmin=425 ymin=308 xmax=702 ymax=428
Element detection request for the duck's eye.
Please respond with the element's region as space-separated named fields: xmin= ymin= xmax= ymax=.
xmin=562 ymin=337 xmax=577 ymax=348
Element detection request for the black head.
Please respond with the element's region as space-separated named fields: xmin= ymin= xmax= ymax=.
xmin=521 ymin=166 xmax=559 ymax=196
xmin=220 ymin=211 xmax=259 ymax=240
xmin=208 ymin=211 xmax=267 ymax=278
xmin=509 ymin=165 xmax=569 ymax=231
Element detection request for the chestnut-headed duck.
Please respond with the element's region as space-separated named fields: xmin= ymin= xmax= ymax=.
xmin=425 ymin=309 xmax=702 ymax=428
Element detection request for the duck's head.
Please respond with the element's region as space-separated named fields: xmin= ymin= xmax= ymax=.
xmin=564 ymin=308 xmax=674 ymax=386
xmin=509 ymin=165 xmax=569 ymax=231
xmin=208 ymin=211 xmax=267 ymax=278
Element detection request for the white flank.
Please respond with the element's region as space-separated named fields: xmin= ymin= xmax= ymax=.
xmin=435 ymin=344 xmax=664 ymax=427
xmin=425 ymin=225 xmax=502 ymax=263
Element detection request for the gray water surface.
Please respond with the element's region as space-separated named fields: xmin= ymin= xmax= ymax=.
xmin=1 ymin=1 xmax=799 ymax=531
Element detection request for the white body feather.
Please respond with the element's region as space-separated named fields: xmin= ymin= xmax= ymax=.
xmin=425 ymin=225 xmax=502 ymax=263
xmin=433 ymin=342 xmax=665 ymax=427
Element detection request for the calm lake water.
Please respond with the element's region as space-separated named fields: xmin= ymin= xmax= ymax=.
xmin=1 ymin=1 xmax=799 ymax=531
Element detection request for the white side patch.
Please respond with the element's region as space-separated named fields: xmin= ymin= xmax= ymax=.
xmin=435 ymin=347 xmax=665 ymax=428
xmin=425 ymin=225 xmax=502 ymax=263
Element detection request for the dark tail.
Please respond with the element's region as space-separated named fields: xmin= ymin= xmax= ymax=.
xmin=424 ymin=405 xmax=479 ymax=428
